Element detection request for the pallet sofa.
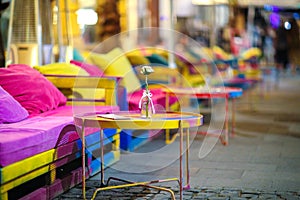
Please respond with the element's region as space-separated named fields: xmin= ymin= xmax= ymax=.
xmin=0 ymin=64 xmax=121 ymax=200
xmin=32 ymin=59 xmax=150 ymax=153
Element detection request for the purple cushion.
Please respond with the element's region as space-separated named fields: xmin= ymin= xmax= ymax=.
xmin=0 ymin=105 xmax=120 ymax=167
xmin=0 ymin=64 xmax=67 ymax=116
xmin=70 ymin=60 xmax=104 ymax=76
xmin=0 ymin=116 xmax=74 ymax=167
xmin=0 ymin=86 xmax=29 ymax=123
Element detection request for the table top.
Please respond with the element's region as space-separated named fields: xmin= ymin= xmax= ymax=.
xmin=162 ymin=86 xmax=243 ymax=98
xmin=74 ymin=111 xmax=203 ymax=130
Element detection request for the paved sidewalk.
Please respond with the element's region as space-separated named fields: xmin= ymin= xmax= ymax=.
xmin=55 ymin=74 xmax=300 ymax=199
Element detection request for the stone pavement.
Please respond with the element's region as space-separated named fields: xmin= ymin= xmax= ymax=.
xmin=54 ymin=72 xmax=300 ymax=199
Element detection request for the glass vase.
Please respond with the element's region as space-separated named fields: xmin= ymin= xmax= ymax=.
xmin=140 ymin=96 xmax=152 ymax=118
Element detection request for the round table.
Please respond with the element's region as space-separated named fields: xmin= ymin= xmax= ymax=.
xmin=74 ymin=111 xmax=203 ymax=200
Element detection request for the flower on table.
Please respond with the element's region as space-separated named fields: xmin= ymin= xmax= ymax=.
xmin=139 ymin=65 xmax=155 ymax=118
xmin=140 ymin=65 xmax=154 ymax=75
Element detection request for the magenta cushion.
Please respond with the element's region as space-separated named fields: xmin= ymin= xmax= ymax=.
xmin=38 ymin=105 xmax=120 ymax=117
xmin=0 ymin=116 xmax=74 ymax=167
xmin=0 ymin=64 xmax=67 ymax=116
xmin=70 ymin=60 xmax=104 ymax=76
xmin=0 ymin=86 xmax=29 ymax=123
xmin=0 ymin=105 xmax=120 ymax=167
xmin=127 ymin=88 xmax=178 ymax=111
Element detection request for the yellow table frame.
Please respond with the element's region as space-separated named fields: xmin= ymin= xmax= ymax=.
xmin=74 ymin=111 xmax=203 ymax=200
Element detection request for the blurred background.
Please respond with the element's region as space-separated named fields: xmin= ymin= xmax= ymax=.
xmin=0 ymin=0 xmax=299 ymax=71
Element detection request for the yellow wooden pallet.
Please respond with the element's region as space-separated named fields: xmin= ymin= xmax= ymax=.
xmin=0 ymin=134 xmax=119 ymax=200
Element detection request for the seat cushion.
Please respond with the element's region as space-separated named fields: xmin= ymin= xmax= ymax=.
xmin=127 ymin=88 xmax=178 ymax=111
xmin=34 ymin=62 xmax=106 ymax=100
xmin=33 ymin=62 xmax=89 ymax=76
xmin=88 ymin=48 xmax=141 ymax=93
xmin=70 ymin=60 xmax=104 ymax=76
xmin=0 ymin=105 xmax=120 ymax=167
xmin=73 ymin=48 xmax=85 ymax=62
xmin=125 ymin=50 xmax=150 ymax=66
xmin=0 ymin=64 xmax=67 ymax=116
xmin=146 ymin=54 xmax=168 ymax=66
xmin=0 ymin=86 xmax=29 ymax=124
xmin=0 ymin=116 xmax=74 ymax=167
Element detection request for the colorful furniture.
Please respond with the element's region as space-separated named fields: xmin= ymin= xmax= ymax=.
xmin=74 ymin=111 xmax=203 ymax=200
xmin=84 ymin=48 xmax=180 ymax=151
xmin=81 ymin=48 xmax=152 ymax=151
xmin=0 ymin=65 xmax=121 ymax=200
xmin=162 ymin=86 xmax=242 ymax=145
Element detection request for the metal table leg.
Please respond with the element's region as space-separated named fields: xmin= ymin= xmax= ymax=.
xmin=179 ymin=121 xmax=183 ymax=200
xmin=81 ymin=120 xmax=86 ymax=200
xmin=223 ymin=95 xmax=229 ymax=145
xmin=231 ymin=98 xmax=236 ymax=137
xmin=184 ymin=128 xmax=190 ymax=190
xmin=87 ymin=127 xmax=181 ymax=200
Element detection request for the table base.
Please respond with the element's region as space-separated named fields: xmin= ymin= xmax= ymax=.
xmin=90 ymin=177 xmax=179 ymax=200
xmin=166 ymin=131 xmax=179 ymax=144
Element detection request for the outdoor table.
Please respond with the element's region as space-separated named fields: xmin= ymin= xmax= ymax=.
xmin=163 ymin=86 xmax=242 ymax=145
xmin=74 ymin=111 xmax=203 ymax=200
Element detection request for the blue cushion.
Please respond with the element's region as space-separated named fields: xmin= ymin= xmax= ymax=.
xmin=146 ymin=54 xmax=168 ymax=66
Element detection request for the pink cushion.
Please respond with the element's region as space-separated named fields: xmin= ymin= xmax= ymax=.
xmin=127 ymin=88 xmax=178 ymax=111
xmin=70 ymin=60 xmax=104 ymax=76
xmin=0 ymin=116 xmax=74 ymax=167
xmin=37 ymin=105 xmax=120 ymax=117
xmin=0 ymin=64 xmax=67 ymax=116
xmin=0 ymin=86 xmax=29 ymax=124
